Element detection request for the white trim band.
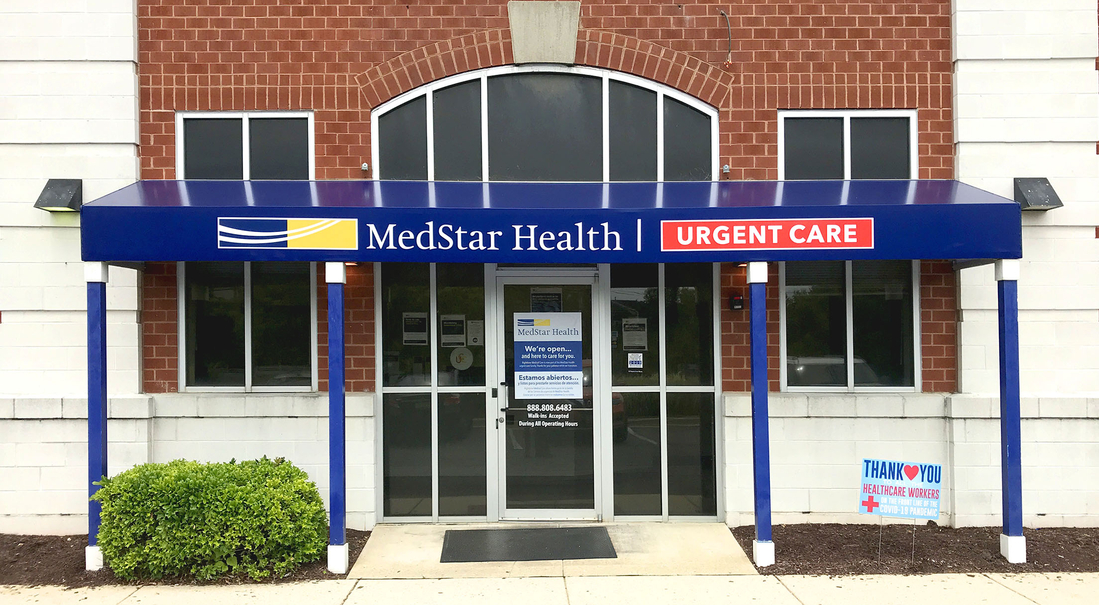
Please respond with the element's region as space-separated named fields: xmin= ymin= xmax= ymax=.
xmin=1000 ymin=533 xmax=1026 ymax=564
xmin=85 ymin=545 xmax=104 ymax=571
xmin=995 ymin=259 xmax=1020 ymax=282
xmin=753 ymin=540 xmax=775 ymax=567
xmin=328 ymin=543 xmax=349 ymax=574
xmin=84 ymin=262 xmax=109 ymax=284
xmin=747 ymin=261 xmax=768 ymax=284
xmin=325 ymin=262 xmax=347 ymax=284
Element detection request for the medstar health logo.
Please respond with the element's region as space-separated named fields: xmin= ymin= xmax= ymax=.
xmin=217 ymin=217 xmax=358 ymax=250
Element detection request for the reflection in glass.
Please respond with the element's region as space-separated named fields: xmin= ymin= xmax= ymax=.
xmin=612 ymin=392 xmax=661 ymax=515
xmin=665 ymin=263 xmax=714 ymax=386
xmin=436 ymin=264 xmax=486 ymax=386
xmin=185 ymin=262 xmax=245 ymax=386
xmin=251 ymin=262 xmax=311 ymax=387
xmin=381 ymin=263 xmax=431 ymax=387
xmin=611 ymin=264 xmax=660 ymax=386
xmin=438 ymin=392 xmax=487 ymax=516
xmin=667 ymin=392 xmax=716 ymax=515
xmin=383 ymin=392 xmax=432 ymax=516
xmin=853 ymin=261 xmax=914 ymax=386
xmin=785 ymin=261 xmax=847 ymax=387
xmin=503 ymin=284 xmax=595 ymax=510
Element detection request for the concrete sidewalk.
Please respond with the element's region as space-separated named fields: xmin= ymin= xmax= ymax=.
xmin=3 ymin=573 xmax=1097 ymax=605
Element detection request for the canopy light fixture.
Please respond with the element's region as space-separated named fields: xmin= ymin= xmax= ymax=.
xmin=34 ymin=179 xmax=83 ymax=212
xmin=1014 ymin=177 xmax=1062 ymax=212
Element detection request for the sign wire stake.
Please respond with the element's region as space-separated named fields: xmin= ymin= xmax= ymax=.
xmin=877 ymin=516 xmax=883 ymax=561
xmin=911 ymin=519 xmax=916 ymax=560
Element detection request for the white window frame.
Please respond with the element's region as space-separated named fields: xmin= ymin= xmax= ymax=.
xmin=370 ymin=65 xmax=720 ymax=182
xmin=176 ymin=261 xmax=318 ymax=393
xmin=175 ymin=111 xmax=316 ymax=180
xmin=776 ymin=109 xmax=918 ymax=181
xmin=777 ymin=109 xmax=921 ymax=393
xmin=175 ymin=111 xmax=319 ymax=392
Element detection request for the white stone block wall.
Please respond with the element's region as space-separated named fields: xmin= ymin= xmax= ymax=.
xmin=0 ymin=1 xmax=141 ymax=398
xmin=724 ymin=393 xmax=1099 ymax=528
xmin=953 ymin=0 xmax=1099 ymax=397
xmin=0 ymin=394 xmax=377 ymax=535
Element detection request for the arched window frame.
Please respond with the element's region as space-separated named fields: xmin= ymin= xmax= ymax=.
xmin=370 ymin=65 xmax=720 ymax=182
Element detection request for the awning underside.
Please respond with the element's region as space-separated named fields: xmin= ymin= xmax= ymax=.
xmin=81 ymin=180 xmax=1022 ymax=263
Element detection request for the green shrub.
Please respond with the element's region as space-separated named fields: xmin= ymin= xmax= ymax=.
xmin=91 ymin=457 xmax=328 ymax=581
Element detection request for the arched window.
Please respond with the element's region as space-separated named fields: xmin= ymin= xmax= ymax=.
xmin=371 ymin=66 xmax=718 ymax=182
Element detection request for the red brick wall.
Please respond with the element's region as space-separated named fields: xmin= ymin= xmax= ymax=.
xmin=137 ymin=0 xmax=955 ymax=394
xmin=919 ymin=260 xmax=958 ymax=393
xmin=142 ymin=262 xmax=179 ymax=393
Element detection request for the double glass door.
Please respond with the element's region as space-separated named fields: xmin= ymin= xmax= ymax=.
xmin=497 ymin=278 xmax=599 ymax=519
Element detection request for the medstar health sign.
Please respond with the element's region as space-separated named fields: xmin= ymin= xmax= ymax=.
xmin=859 ymin=458 xmax=943 ymax=520
xmin=513 ymin=313 xmax=583 ymax=399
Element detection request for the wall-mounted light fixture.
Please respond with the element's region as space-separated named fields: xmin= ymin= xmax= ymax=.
xmin=1014 ymin=177 xmax=1063 ymax=211
xmin=34 ymin=179 xmax=82 ymax=212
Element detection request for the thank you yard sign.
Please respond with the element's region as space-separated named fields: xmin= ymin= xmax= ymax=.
xmin=859 ymin=458 xmax=942 ymax=520
xmin=514 ymin=312 xmax=583 ymax=399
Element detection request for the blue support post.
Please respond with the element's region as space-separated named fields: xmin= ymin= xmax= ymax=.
xmin=996 ymin=260 xmax=1025 ymax=563
xmin=325 ymin=262 xmax=348 ymax=573
xmin=747 ymin=262 xmax=774 ymax=566
xmin=85 ymin=263 xmax=108 ymax=571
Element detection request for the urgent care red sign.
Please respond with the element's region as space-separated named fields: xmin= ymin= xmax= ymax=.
xmin=660 ymin=218 xmax=874 ymax=251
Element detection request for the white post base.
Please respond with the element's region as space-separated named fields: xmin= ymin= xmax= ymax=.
xmin=328 ymin=543 xmax=349 ymax=574
xmin=85 ymin=545 xmax=103 ymax=571
xmin=1000 ymin=533 xmax=1026 ymax=564
xmin=753 ymin=540 xmax=775 ymax=567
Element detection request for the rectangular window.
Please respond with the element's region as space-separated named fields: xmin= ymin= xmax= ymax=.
xmin=782 ymin=260 xmax=918 ymax=390
xmin=380 ymin=263 xmax=488 ymax=519
xmin=177 ymin=112 xmax=314 ymax=180
xmin=779 ymin=110 xmax=916 ymax=181
xmin=610 ymin=263 xmax=718 ymax=518
xmin=181 ymin=262 xmax=316 ymax=390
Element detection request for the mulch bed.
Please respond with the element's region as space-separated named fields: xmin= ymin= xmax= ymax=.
xmin=0 ymin=529 xmax=369 ymax=588
xmin=731 ymin=523 xmax=1099 ymax=575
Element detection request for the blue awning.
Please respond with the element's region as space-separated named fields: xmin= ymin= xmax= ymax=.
xmin=80 ymin=180 xmax=1021 ymax=263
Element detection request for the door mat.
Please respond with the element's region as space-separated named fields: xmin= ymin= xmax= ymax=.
xmin=440 ymin=526 xmax=617 ymax=562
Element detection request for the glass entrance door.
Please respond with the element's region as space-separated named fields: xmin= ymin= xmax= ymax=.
xmin=497 ymin=279 xmax=598 ymax=519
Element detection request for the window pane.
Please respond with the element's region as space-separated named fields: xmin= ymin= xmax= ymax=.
xmin=382 ymin=392 xmax=431 ymax=516
xmin=851 ymin=117 xmax=910 ymax=180
xmin=784 ymin=118 xmax=843 ymax=180
xmin=664 ymin=97 xmax=712 ymax=181
xmin=378 ymin=95 xmax=428 ymax=180
xmin=852 ymin=261 xmax=915 ymax=386
xmin=488 ymin=73 xmax=602 ymax=181
xmin=667 ymin=392 xmax=716 ymax=516
xmin=438 ymin=392 xmax=487 ymax=516
xmin=185 ymin=262 xmax=245 ymax=386
xmin=665 ymin=263 xmax=714 ymax=386
xmin=251 ymin=262 xmax=311 ymax=387
xmin=785 ymin=261 xmax=847 ymax=387
xmin=609 ymin=81 xmax=657 ymax=181
xmin=611 ymin=264 xmax=659 ymax=386
xmin=437 ymin=264 xmax=485 ymax=386
xmin=249 ymin=118 xmax=310 ymax=180
xmin=381 ymin=263 xmax=431 ymax=387
xmin=183 ymin=119 xmax=243 ymax=179
xmin=433 ymin=81 xmax=482 ymax=181
xmin=613 ymin=391 xmax=661 ymax=515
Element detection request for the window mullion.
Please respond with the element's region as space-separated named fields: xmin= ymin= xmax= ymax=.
xmin=657 ymin=263 xmax=669 ymax=520
xmin=656 ymin=92 xmax=665 ymax=182
xmin=842 ymin=114 xmax=852 ymax=180
xmin=244 ymin=261 xmax=253 ymax=391
xmin=241 ymin=116 xmax=251 ymax=179
xmin=429 ymin=263 xmax=439 ymax=521
xmin=845 ymin=260 xmax=854 ymax=389
xmin=601 ymin=75 xmax=610 ymax=182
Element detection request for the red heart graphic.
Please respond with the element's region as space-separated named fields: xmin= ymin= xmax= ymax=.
xmin=903 ymin=465 xmax=919 ymax=481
